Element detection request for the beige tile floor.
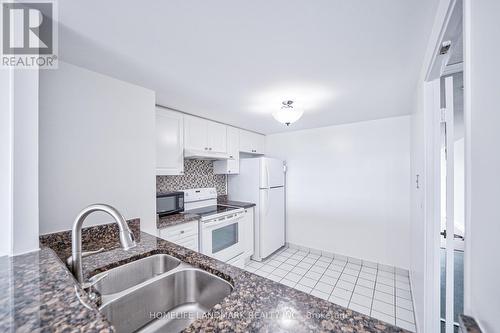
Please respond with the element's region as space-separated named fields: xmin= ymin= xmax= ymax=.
xmin=244 ymin=247 xmax=417 ymax=332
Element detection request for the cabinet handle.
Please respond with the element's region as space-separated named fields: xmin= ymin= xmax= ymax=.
xmin=209 ymin=147 xmax=212 ymax=151
xmin=228 ymin=170 xmax=231 ymax=173
xmin=180 ymin=230 xmax=185 ymax=234
xmin=204 ymin=147 xmax=208 ymax=150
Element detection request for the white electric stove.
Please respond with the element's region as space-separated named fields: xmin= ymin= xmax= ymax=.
xmin=183 ymin=188 xmax=245 ymax=264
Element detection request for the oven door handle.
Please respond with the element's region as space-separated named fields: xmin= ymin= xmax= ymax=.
xmin=204 ymin=212 xmax=244 ymax=228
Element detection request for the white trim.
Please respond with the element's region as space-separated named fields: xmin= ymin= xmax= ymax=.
xmin=442 ymin=62 xmax=463 ymax=76
xmin=9 ymin=247 xmax=41 ymax=257
xmin=462 ymin=0 xmax=472 ymax=315
xmin=8 ymin=68 xmax=15 ymax=256
xmin=444 ymin=76 xmax=455 ymax=333
xmin=409 ymin=271 xmax=421 ymax=332
xmin=418 ymin=1 xmax=464 ymax=331
xmin=425 ymin=0 xmax=458 ymax=81
xmin=155 ymin=104 xmax=266 ymax=136
xmin=423 ymin=78 xmax=442 ymax=333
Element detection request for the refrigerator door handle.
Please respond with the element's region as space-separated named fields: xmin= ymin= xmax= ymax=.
xmin=264 ymin=189 xmax=269 ymax=217
xmin=265 ymin=163 xmax=270 ymax=189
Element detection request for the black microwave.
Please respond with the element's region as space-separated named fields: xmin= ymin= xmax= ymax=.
xmin=156 ymin=191 xmax=184 ymax=217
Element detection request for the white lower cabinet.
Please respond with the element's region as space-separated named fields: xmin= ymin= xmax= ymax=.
xmin=158 ymin=221 xmax=199 ymax=252
xmin=242 ymin=207 xmax=254 ymax=260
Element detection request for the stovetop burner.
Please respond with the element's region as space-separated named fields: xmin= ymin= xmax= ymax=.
xmin=186 ymin=205 xmax=240 ymax=218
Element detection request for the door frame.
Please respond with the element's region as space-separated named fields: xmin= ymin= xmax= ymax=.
xmin=421 ymin=0 xmax=471 ymax=331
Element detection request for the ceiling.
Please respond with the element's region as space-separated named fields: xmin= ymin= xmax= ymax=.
xmin=56 ymin=0 xmax=438 ymax=134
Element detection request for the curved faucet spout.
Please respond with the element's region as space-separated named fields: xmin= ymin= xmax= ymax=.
xmin=71 ymin=204 xmax=136 ymax=284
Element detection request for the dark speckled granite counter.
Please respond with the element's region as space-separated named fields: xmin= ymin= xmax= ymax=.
xmin=217 ymin=197 xmax=256 ymax=209
xmin=459 ymin=315 xmax=482 ymax=333
xmin=0 ymin=248 xmax=113 ymax=332
xmin=156 ymin=212 xmax=199 ymax=229
xmin=3 ymin=222 xmax=410 ymax=332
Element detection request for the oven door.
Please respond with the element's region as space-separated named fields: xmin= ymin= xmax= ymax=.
xmin=201 ymin=212 xmax=244 ymax=262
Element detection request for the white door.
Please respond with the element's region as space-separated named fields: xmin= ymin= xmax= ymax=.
xmin=184 ymin=115 xmax=208 ymax=151
xmin=260 ymin=158 xmax=285 ymax=188
xmin=259 ymin=186 xmax=285 ymax=258
xmin=155 ymin=108 xmax=184 ymax=175
xmin=440 ymin=75 xmax=465 ymax=333
xmin=207 ymin=121 xmax=227 ymax=153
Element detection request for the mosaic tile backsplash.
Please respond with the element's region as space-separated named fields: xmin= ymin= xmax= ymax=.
xmin=156 ymin=160 xmax=226 ymax=195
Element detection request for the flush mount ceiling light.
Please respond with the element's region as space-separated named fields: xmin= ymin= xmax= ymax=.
xmin=272 ymin=100 xmax=303 ymax=126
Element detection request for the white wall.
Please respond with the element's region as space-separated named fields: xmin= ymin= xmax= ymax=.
xmin=266 ymin=116 xmax=411 ymax=268
xmin=409 ymin=79 xmax=426 ymax=331
xmin=39 ymin=62 xmax=157 ymax=235
xmin=0 ymin=69 xmax=40 ymax=256
xmin=0 ymin=70 xmax=13 ymax=256
xmin=464 ymin=0 xmax=500 ymax=330
xmin=13 ymin=69 xmax=40 ymax=254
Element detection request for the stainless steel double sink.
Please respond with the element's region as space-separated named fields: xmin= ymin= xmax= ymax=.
xmin=89 ymin=254 xmax=233 ymax=333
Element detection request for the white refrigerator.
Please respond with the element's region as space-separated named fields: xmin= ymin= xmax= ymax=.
xmin=227 ymin=157 xmax=285 ymax=261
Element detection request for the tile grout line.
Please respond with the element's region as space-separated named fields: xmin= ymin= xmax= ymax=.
xmin=296 ymin=251 xmax=322 ymax=289
xmin=276 ymin=247 xmax=312 ymax=285
xmin=346 ymin=262 xmax=363 ymax=308
xmin=308 ymin=254 xmax=335 ymax=298
xmin=369 ymin=264 xmax=380 ymax=316
xmin=325 ymin=257 xmax=348 ymax=301
xmin=308 ymin=255 xmax=330 ymax=288
xmin=275 ymin=248 xmax=302 ymax=281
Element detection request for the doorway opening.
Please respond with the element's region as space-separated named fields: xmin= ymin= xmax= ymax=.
xmin=436 ymin=1 xmax=465 ymax=332
xmin=425 ymin=0 xmax=465 ymax=331
xmin=439 ymin=72 xmax=464 ymax=333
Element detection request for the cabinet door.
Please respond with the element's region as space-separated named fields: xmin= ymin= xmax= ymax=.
xmin=227 ymin=126 xmax=240 ymax=159
xmin=227 ymin=159 xmax=239 ymax=174
xmin=239 ymin=129 xmax=253 ymax=153
xmin=207 ymin=121 xmax=227 ymax=153
xmin=253 ymin=133 xmax=266 ymax=154
xmin=156 ymin=108 xmax=184 ymax=175
xmin=184 ymin=115 xmax=208 ymax=151
xmin=239 ymin=129 xmax=265 ymax=154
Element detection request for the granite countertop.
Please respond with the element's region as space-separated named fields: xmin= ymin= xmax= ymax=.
xmin=0 ymin=248 xmax=113 ymax=332
xmin=459 ymin=315 xmax=482 ymax=333
xmin=156 ymin=212 xmax=199 ymax=229
xmin=155 ymin=198 xmax=255 ymax=230
xmin=3 ymin=228 xmax=411 ymax=333
xmin=217 ymin=197 xmax=256 ymax=209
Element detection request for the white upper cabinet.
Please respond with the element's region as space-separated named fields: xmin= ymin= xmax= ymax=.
xmin=207 ymin=121 xmax=227 ymax=154
xmin=226 ymin=126 xmax=240 ymax=160
xmin=156 ymin=108 xmax=184 ymax=175
xmin=184 ymin=115 xmax=227 ymax=157
xmin=214 ymin=126 xmax=240 ymax=174
xmin=184 ymin=115 xmax=208 ymax=152
xmin=239 ymin=129 xmax=265 ymax=154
